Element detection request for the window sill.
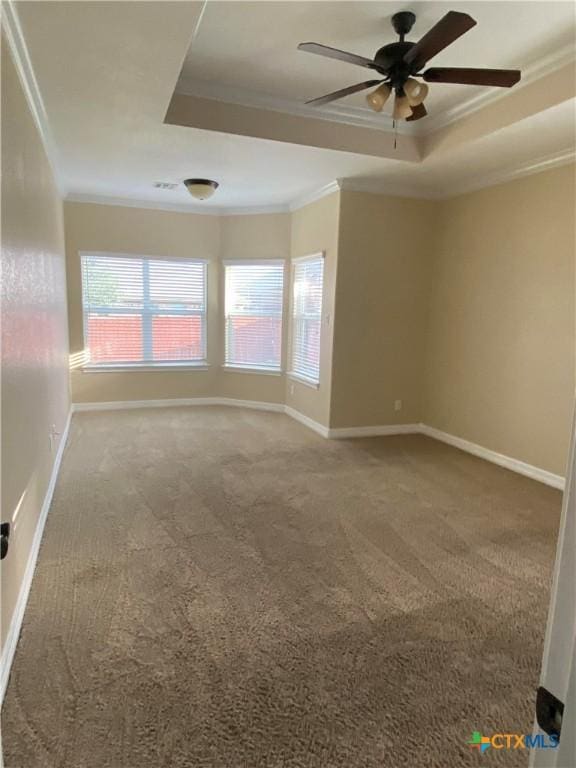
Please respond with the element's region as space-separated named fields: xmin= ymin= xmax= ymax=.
xmin=80 ymin=363 xmax=210 ymax=373
xmin=222 ymin=365 xmax=282 ymax=377
xmin=287 ymin=371 xmax=320 ymax=390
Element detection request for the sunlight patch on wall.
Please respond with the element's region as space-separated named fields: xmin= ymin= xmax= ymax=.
xmin=69 ymin=350 xmax=89 ymax=370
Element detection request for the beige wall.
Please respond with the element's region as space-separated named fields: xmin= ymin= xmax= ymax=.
xmin=63 ymin=168 xmax=575 ymax=476
xmin=65 ymin=197 xmax=336 ymax=419
xmin=64 ymin=203 xmax=291 ymax=404
xmin=1 ymin=40 xmax=70 ymax=650
xmin=424 ymin=164 xmax=576 ymax=476
xmin=285 ymin=192 xmax=340 ymax=427
xmin=330 ymin=191 xmax=438 ymax=428
xmin=166 ymin=92 xmax=420 ymax=163
xmin=216 ymin=214 xmax=290 ymax=403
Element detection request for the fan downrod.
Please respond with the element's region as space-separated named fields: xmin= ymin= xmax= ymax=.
xmin=391 ymin=11 xmax=416 ymax=40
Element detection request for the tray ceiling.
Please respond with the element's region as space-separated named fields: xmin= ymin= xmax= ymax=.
xmin=5 ymin=0 xmax=575 ymax=211
xmin=177 ymin=1 xmax=576 ymax=126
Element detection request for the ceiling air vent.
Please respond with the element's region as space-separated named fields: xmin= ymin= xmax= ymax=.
xmin=153 ymin=182 xmax=178 ymax=190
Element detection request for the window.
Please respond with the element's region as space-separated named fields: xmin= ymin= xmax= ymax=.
xmin=224 ymin=260 xmax=285 ymax=372
xmin=289 ymin=253 xmax=324 ymax=386
xmin=81 ymin=253 xmax=207 ymax=367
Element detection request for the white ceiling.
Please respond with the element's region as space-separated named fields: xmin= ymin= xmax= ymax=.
xmin=8 ymin=0 xmax=576 ymax=212
xmin=178 ymin=1 xmax=576 ymax=121
xmin=407 ymin=98 xmax=576 ymax=194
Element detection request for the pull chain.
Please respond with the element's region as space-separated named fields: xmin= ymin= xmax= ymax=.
xmin=393 ymin=119 xmax=398 ymax=150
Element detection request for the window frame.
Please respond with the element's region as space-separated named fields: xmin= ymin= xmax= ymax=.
xmin=79 ymin=251 xmax=209 ymax=371
xmin=222 ymin=258 xmax=286 ymax=374
xmin=287 ymin=251 xmax=325 ymax=389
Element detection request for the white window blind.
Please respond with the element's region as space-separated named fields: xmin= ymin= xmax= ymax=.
xmin=224 ymin=261 xmax=284 ymax=371
xmin=289 ymin=254 xmax=324 ymax=385
xmin=81 ymin=253 xmax=207 ymax=367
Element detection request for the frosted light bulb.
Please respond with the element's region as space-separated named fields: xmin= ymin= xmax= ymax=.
xmin=393 ymin=93 xmax=413 ymax=120
xmin=366 ymin=83 xmax=392 ymax=112
xmin=403 ymin=78 xmax=429 ymax=107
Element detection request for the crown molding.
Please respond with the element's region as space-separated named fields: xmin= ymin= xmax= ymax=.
xmin=64 ymin=192 xmax=290 ymax=216
xmin=338 ymin=148 xmax=576 ymax=202
xmin=1 ymin=0 xmax=66 ymax=196
xmin=175 ymin=78 xmax=416 ymax=136
xmin=216 ymin=204 xmax=290 ymax=216
xmin=423 ymin=41 xmax=576 ymax=135
xmin=66 ymin=145 xmax=576 ymax=218
xmin=441 ymin=147 xmax=576 ymax=199
xmin=339 ymin=177 xmax=437 ymax=200
xmin=288 ymin=181 xmax=341 ymax=212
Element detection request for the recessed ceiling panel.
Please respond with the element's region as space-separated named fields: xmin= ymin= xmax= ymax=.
xmin=177 ymin=1 xmax=576 ymax=118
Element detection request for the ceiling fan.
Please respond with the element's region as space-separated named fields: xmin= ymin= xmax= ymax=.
xmin=297 ymin=11 xmax=521 ymax=122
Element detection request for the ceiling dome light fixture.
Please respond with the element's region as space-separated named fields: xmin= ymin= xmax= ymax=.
xmin=403 ymin=78 xmax=429 ymax=107
xmin=184 ymin=178 xmax=219 ymax=201
xmin=366 ymin=82 xmax=392 ymax=112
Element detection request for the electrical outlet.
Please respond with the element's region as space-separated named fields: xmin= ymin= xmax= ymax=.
xmin=394 ymin=399 xmax=402 ymax=412
xmin=49 ymin=424 xmax=61 ymax=452
xmin=290 ymin=382 xmax=295 ymax=396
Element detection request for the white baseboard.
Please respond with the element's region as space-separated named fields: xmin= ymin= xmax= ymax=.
xmin=284 ymin=406 xmax=330 ymax=438
xmin=420 ymin=424 xmax=565 ymax=491
xmin=212 ymin=398 xmax=285 ymax=413
xmin=72 ymin=397 xmax=285 ymax=413
xmin=0 ymin=409 xmax=72 ymax=706
xmin=327 ymin=423 xmax=421 ymax=439
xmin=72 ymin=397 xmax=218 ymax=412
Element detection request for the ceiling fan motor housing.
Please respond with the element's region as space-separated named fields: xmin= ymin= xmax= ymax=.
xmin=374 ymin=42 xmax=417 ymax=89
xmin=391 ymin=11 xmax=416 ymax=37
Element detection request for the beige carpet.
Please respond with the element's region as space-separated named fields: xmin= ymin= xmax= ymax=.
xmin=2 ymin=407 xmax=561 ymax=768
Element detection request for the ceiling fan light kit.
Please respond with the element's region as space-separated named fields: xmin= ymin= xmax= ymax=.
xmin=403 ymin=78 xmax=428 ymax=107
xmin=393 ymin=93 xmax=413 ymax=120
xmin=184 ymin=178 xmax=219 ymax=200
xmin=366 ymin=82 xmax=392 ymax=112
xmin=298 ymin=9 xmax=521 ymax=124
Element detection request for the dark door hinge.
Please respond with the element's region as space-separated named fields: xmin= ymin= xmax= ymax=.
xmin=536 ymin=685 xmax=564 ymax=738
xmin=1 ymin=522 xmax=10 ymax=560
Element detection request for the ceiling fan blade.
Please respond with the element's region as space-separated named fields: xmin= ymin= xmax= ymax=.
xmin=423 ymin=67 xmax=521 ymax=87
xmin=306 ymin=79 xmax=383 ymax=106
xmin=298 ymin=42 xmax=377 ymax=70
xmin=406 ymin=103 xmax=427 ymax=121
xmin=404 ymin=11 xmax=476 ymax=70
